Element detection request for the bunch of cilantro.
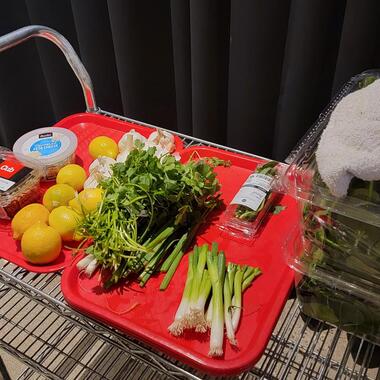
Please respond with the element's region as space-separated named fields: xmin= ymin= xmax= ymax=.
xmin=78 ymin=146 xmax=229 ymax=288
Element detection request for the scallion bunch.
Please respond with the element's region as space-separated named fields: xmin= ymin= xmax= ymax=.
xmin=168 ymin=243 xmax=261 ymax=357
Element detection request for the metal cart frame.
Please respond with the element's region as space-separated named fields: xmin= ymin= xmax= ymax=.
xmin=0 ymin=26 xmax=379 ymax=380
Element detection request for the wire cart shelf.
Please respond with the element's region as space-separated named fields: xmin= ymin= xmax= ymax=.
xmin=1 ymin=250 xmax=380 ymax=380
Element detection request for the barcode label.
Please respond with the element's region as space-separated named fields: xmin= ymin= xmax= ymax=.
xmin=243 ymin=173 xmax=273 ymax=192
xmin=0 ymin=177 xmax=15 ymax=192
xmin=231 ymin=187 xmax=267 ymax=211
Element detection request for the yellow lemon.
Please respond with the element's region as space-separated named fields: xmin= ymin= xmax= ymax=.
xmin=89 ymin=136 xmax=118 ymax=159
xmin=48 ymin=206 xmax=82 ymax=241
xmin=68 ymin=197 xmax=81 ymax=214
xmin=11 ymin=203 xmax=50 ymax=240
xmin=56 ymin=164 xmax=87 ymax=191
xmin=21 ymin=222 xmax=61 ymax=264
xmin=43 ymin=184 xmax=76 ymax=211
xmin=69 ymin=188 xmax=103 ymax=215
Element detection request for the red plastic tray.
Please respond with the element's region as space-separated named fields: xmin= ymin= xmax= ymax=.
xmin=61 ymin=146 xmax=297 ymax=375
xmin=0 ymin=112 xmax=183 ymax=273
xmin=0 ymin=219 xmax=75 ymax=273
xmin=55 ymin=113 xmax=184 ymax=169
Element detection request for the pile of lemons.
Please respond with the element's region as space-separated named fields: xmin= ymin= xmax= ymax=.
xmin=11 ymin=164 xmax=103 ymax=265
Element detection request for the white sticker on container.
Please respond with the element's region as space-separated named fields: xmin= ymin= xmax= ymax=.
xmin=230 ymin=186 xmax=267 ymax=211
xmin=0 ymin=177 xmax=16 ymax=191
xmin=243 ymin=173 xmax=273 ymax=193
xmin=21 ymin=132 xmax=71 ymax=161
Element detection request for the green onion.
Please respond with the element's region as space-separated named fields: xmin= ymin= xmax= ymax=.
xmin=228 ymin=263 xmax=237 ymax=294
xmin=168 ymin=251 xmax=195 ymax=336
xmin=160 ymin=232 xmax=188 ymax=273
xmin=224 ymin=263 xmax=237 ymax=346
xmin=207 ymin=248 xmax=226 ymax=357
xmin=232 ymin=266 xmax=261 ymax=332
xmin=168 ymin=242 xmax=262 ymax=353
xmin=205 ymin=296 xmax=213 ymax=327
xmin=138 ymin=226 xmax=177 ymax=286
xmin=188 ymin=244 xmax=209 ymax=329
xmin=242 ymin=267 xmax=262 ymax=291
xmin=193 ymin=269 xmax=212 ymax=332
xmin=159 ymin=247 xmax=185 ymax=291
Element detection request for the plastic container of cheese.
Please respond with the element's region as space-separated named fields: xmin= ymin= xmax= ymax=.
xmin=13 ymin=127 xmax=78 ymax=180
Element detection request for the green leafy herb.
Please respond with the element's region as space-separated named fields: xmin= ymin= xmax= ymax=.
xmin=78 ymin=146 xmax=229 ymax=287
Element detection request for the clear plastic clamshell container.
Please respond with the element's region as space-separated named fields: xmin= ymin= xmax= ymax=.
xmin=0 ymin=147 xmax=42 ymax=219
xmin=219 ymin=161 xmax=279 ymax=240
xmin=283 ymin=70 xmax=380 ymax=344
xmin=284 ymin=225 xmax=380 ymax=344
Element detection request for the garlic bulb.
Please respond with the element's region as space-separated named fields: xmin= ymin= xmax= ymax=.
xmin=148 ymin=129 xmax=175 ymax=153
xmin=118 ymin=130 xmax=147 ymax=152
xmin=84 ymin=156 xmax=116 ymax=189
xmin=89 ymin=156 xmax=115 ymax=178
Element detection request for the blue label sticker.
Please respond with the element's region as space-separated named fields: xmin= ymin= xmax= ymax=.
xmin=30 ymin=138 xmax=62 ymax=156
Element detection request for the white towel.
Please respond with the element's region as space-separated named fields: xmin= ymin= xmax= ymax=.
xmin=316 ymin=79 xmax=380 ymax=198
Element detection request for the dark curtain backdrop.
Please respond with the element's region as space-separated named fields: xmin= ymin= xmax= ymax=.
xmin=1 ymin=0 xmax=380 ymax=160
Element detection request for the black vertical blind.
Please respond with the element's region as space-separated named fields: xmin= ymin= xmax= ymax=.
xmin=189 ymin=0 xmax=230 ymax=144
xmin=71 ymin=0 xmax=123 ymax=114
xmin=0 ymin=0 xmax=379 ymax=160
xmin=227 ymin=0 xmax=290 ymax=156
xmin=272 ymin=0 xmax=347 ymax=159
xmin=107 ymin=0 xmax=177 ymax=129
xmin=26 ymin=0 xmax=84 ymax=118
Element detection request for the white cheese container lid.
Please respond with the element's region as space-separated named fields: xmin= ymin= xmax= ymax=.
xmin=13 ymin=127 xmax=77 ymax=168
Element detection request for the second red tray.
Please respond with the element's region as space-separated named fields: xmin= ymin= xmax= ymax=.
xmin=61 ymin=146 xmax=297 ymax=375
xmin=0 ymin=112 xmax=183 ymax=273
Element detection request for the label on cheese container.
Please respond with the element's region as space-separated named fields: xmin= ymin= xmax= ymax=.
xmin=21 ymin=131 xmax=70 ymax=160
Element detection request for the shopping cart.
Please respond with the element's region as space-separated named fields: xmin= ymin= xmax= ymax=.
xmin=0 ymin=25 xmax=378 ymax=380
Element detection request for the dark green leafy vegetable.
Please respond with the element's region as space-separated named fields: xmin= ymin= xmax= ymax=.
xmin=292 ymin=76 xmax=380 ymax=342
xmin=297 ymin=275 xmax=380 ymax=337
xmin=299 ymin=177 xmax=380 ymax=340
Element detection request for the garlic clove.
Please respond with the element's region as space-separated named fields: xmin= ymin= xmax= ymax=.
xmin=116 ymin=150 xmax=130 ymax=163
xmin=148 ymin=129 xmax=175 ymax=145
xmin=89 ymin=156 xmax=116 ymax=173
xmin=84 ymin=175 xmax=99 ymax=189
xmin=173 ymin=152 xmax=181 ymax=161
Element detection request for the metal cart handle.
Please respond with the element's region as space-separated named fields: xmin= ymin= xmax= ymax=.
xmin=0 ymin=25 xmax=97 ymax=112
